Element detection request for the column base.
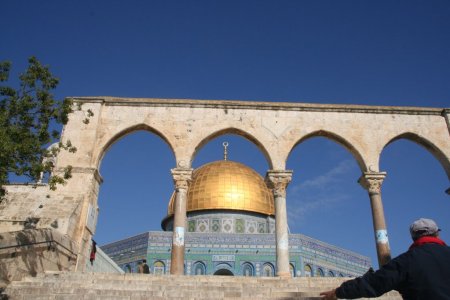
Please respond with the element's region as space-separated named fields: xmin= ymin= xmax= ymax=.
xmin=276 ymin=271 xmax=291 ymax=278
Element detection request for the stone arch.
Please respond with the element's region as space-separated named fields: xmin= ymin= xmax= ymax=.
xmin=6 ymin=97 xmax=446 ymax=278
xmin=288 ymin=130 xmax=368 ymax=172
xmin=382 ymin=132 xmax=450 ymax=181
xmin=95 ymin=123 xmax=176 ymax=170
xmin=190 ymin=127 xmax=274 ymax=169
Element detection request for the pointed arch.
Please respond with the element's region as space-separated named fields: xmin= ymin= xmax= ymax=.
xmin=191 ymin=127 xmax=274 ymax=169
xmin=153 ymin=260 xmax=166 ymax=275
xmin=304 ymin=264 xmax=312 ymax=277
xmin=316 ymin=267 xmax=324 ymax=277
xmin=241 ymin=262 xmax=254 ymax=276
xmin=95 ymin=124 xmax=176 ymax=170
xmin=289 ymin=263 xmax=296 ymax=277
xmin=288 ymin=130 xmax=368 ymax=172
xmin=193 ymin=261 xmax=207 ymax=275
xmin=383 ymin=132 xmax=450 ymax=180
xmin=214 ymin=269 xmax=234 ymax=276
xmin=214 ymin=263 xmax=234 ymax=276
xmin=262 ymin=262 xmax=275 ymax=277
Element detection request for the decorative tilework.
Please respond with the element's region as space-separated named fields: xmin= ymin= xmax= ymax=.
xmin=188 ymin=220 xmax=196 ymax=232
xmin=104 ymin=230 xmax=371 ymax=277
xmin=246 ymin=221 xmax=257 ymax=234
xmin=235 ymin=219 xmax=244 ymax=233
xmin=269 ymin=223 xmax=275 ymax=234
xmin=197 ymin=219 xmax=209 ymax=232
xmin=211 ymin=219 xmax=220 ymax=232
xmin=169 ymin=211 xmax=275 ymax=234
xmin=258 ymin=222 xmax=266 ymax=233
xmin=222 ymin=219 xmax=233 ymax=233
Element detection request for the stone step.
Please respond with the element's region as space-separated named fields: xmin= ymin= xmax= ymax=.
xmin=4 ymin=272 xmax=402 ymax=300
xmin=28 ymin=272 xmax=345 ymax=288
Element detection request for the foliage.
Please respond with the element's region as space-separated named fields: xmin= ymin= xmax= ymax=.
xmin=0 ymin=57 xmax=76 ymax=198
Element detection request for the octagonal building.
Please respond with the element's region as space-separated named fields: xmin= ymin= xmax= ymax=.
xmin=101 ymin=156 xmax=371 ymax=277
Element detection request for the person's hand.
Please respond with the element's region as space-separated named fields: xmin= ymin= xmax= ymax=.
xmin=320 ymin=289 xmax=338 ymax=300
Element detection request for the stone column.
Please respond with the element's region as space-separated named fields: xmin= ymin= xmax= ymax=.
xmin=441 ymin=109 xmax=450 ymax=195
xmin=170 ymin=168 xmax=193 ymax=275
xmin=358 ymin=172 xmax=391 ymax=267
xmin=266 ymin=170 xmax=293 ymax=277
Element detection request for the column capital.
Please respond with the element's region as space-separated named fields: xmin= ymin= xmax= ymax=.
xmin=171 ymin=168 xmax=193 ymax=190
xmin=265 ymin=170 xmax=293 ymax=197
xmin=358 ymin=172 xmax=387 ymax=195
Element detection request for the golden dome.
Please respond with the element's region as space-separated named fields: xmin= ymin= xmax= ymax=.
xmin=167 ymin=160 xmax=274 ymax=216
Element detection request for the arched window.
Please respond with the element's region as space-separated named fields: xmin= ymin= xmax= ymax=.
xmin=263 ymin=263 xmax=274 ymax=277
xmin=328 ymin=270 xmax=335 ymax=277
xmin=242 ymin=263 xmax=254 ymax=276
xmin=289 ymin=263 xmax=295 ymax=277
xmin=304 ymin=264 xmax=312 ymax=277
xmin=193 ymin=261 xmax=206 ymax=275
xmin=153 ymin=261 xmax=165 ymax=275
xmin=339 ymin=273 xmax=344 ymax=277
xmin=316 ymin=267 xmax=324 ymax=277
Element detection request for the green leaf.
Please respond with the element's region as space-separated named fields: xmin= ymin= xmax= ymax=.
xmin=0 ymin=57 xmax=77 ymax=199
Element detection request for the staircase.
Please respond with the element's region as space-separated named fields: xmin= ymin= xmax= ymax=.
xmin=3 ymin=272 xmax=401 ymax=300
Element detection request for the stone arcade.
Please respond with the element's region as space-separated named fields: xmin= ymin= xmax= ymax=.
xmin=1 ymin=97 xmax=449 ymax=285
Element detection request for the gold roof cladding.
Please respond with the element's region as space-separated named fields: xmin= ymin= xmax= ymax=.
xmin=168 ymin=160 xmax=274 ymax=216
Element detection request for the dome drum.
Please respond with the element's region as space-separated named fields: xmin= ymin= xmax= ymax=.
xmin=162 ymin=210 xmax=275 ymax=234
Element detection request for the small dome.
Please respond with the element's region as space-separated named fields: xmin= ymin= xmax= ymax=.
xmin=167 ymin=160 xmax=274 ymax=216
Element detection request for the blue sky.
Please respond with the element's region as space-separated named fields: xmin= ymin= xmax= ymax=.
xmin=2 ymin=1 xmax=449 ymax=268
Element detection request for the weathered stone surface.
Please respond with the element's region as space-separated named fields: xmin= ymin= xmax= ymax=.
xmin=3 ymin=272 xmax=402 ymax=299
xmin=0 ymin=229 xmax=77 ymax=287
xmin=1 ymin=97 xmax=448 ymax=276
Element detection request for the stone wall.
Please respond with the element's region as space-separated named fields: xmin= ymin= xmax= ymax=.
xmin=0 ymin=228 xmax=77 ymax=287
xmin=58 ymin=98 xmax=450 ymax=173
xmin=85 ymin=240 xmax=124 ymax=274
xmin=0 ymin=184 xmax=82 ymax=236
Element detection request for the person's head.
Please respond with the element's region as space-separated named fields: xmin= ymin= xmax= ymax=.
xmin=410 ymin=218 xmax=441 ymax=241
xmin=142 ymin=259 xmax=147 ymax=264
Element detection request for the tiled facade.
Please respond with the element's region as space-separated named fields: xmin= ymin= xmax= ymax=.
xmin=101 ymin=228 xmax=371 ymax=277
